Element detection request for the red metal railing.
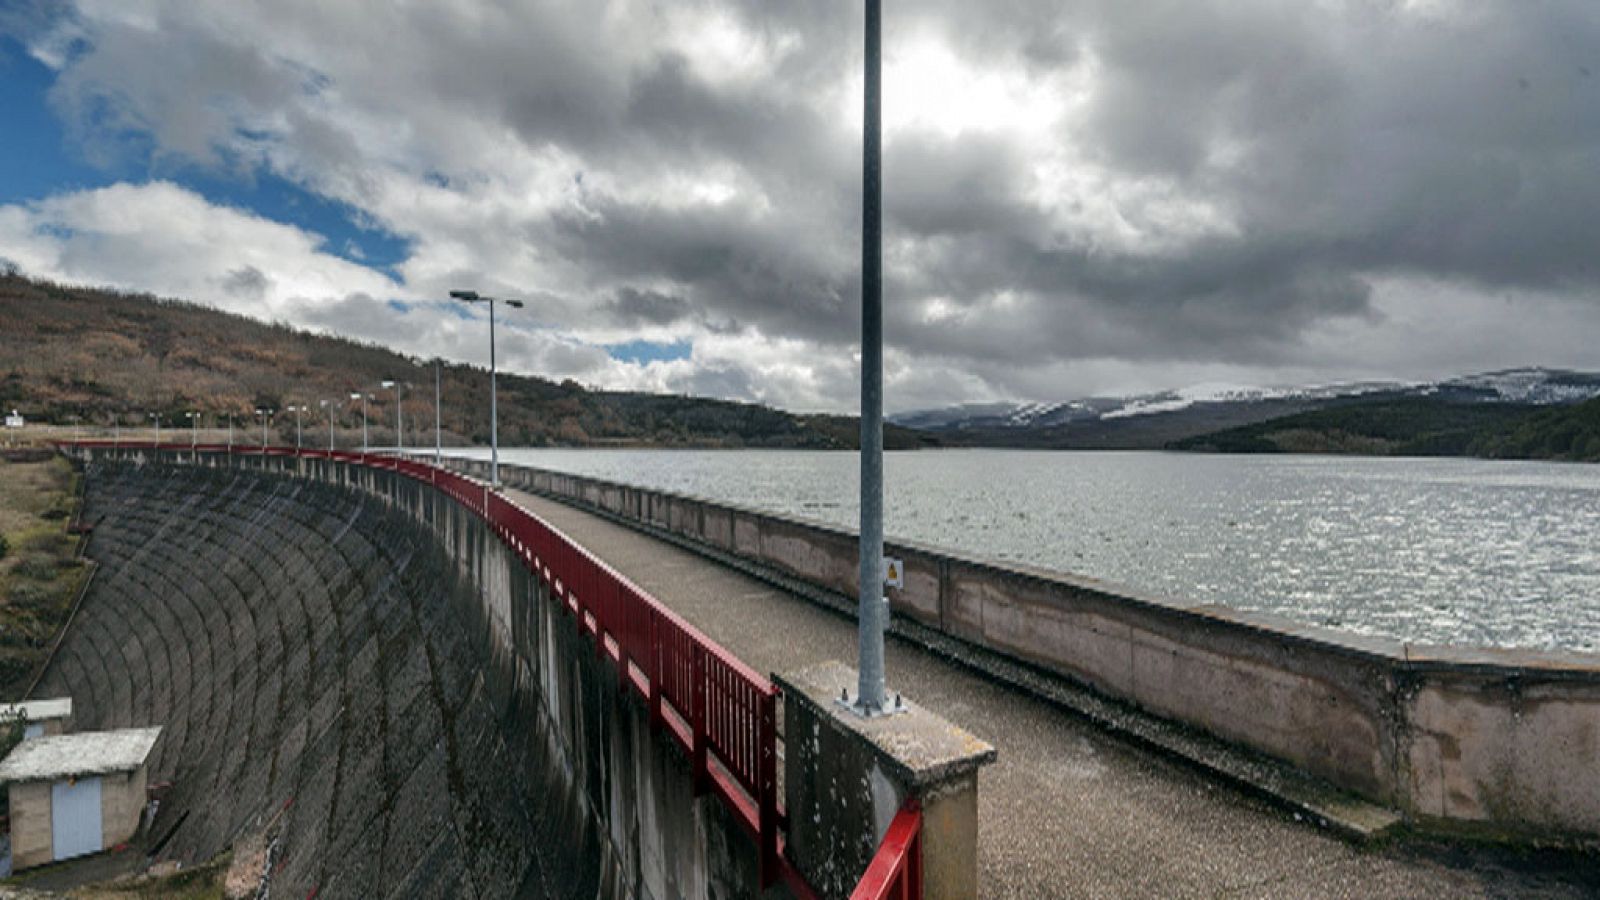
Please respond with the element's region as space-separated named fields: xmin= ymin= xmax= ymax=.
xmin=851 ymin=801 xmax=924 ymax=900
xmin=66 ymin=441 xmax=787 ymax=888
xmin=64 ymin=441 xmax=928 ymax=898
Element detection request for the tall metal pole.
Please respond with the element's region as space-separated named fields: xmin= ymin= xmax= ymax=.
xmin=362 ymin=394 xmax=369 ymax=449
xmin=396 ymin=382 xmax=404 ymax=452
xmin=855 ymin=0 xmax=887 ymax=714
xmin=435 ymin=362 xmax=442 ymax=463
xmin=227 ymin=414 xmax=233 ymax=449
xmin=449 ymin=290 xmax=521 ymax=482
xmin=490 ymin=300 xmax=500 ymax=488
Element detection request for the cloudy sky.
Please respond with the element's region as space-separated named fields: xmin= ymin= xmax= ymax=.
xmin=2 ymin=1 xmax=1598 ymax=413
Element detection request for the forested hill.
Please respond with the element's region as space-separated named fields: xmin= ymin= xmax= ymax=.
xmin=1170 ymin=395 xmax=1600 ymax=462
xmin=0 ymin=274 xmax=932 ymax=450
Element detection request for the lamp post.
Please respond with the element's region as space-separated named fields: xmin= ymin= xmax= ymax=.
xmin=321 ymin=399 xmax=340 ymax=451
xmin=227 ymin=413 xmax=234 ymax=449
xmin=351 ymin=392 xmax=368 ymax=449
xmin=255 ymin=407 xmax=273 ymax=448
xmin=852 ymin=0 xmax=889 ymax=715
xmin=186 ymin=411 xmax=199 ymax=448
xmin=449 ymin=290 xmax=524 ymax=488
xmin=287 ymin=405 xmax=305 ymax=448
xmin=381 ymin=380 xmax=403 ymax=453
xmin=149 ymin=412 xmax=161 ymax=446
xmin=434 ymin=361 xmax=442 ymax=463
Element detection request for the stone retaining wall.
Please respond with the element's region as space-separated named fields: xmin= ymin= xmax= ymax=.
xmin=468 ymin=458 xmax=1600 ymax=844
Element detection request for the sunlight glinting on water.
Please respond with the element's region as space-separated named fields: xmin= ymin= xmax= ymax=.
xmin=457 ymin=447 xmax=1600 ymax=652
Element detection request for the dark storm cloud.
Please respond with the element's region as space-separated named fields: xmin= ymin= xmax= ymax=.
xmin=603 ymin=287 xmax=693 ymax=328
xmin=220 ymin=265 xmax=271 ymax=300
xmin=513 ymin=0 xmax=1600 ymax=372
xmin=16 ymin=0 xmax=1600 ymax=407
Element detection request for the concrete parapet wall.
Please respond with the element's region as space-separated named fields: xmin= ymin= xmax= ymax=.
xmin=474 ymin=458 xmax=1600 ymax=843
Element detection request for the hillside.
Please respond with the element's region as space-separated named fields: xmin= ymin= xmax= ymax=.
xmin=1170 ymin=395 xmax=1600 ymax=462
xmin=0 ymin=274 xmax=933 ymax=450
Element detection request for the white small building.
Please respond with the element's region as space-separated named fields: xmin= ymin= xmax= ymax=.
xmin=0 ymin=727 xmax=160 ymax=870
xmin=3 ymin=410 xmax=22 ymax=429
xmin=0 ymin=698 xmax=73 ymax=740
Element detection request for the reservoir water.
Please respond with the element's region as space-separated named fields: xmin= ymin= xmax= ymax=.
xmin=454 ymin=448 xmax=1599 ymax=652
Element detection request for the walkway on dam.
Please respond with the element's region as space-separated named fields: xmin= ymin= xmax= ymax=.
xmin=507 ymin=486 xmax=1593 ymax=899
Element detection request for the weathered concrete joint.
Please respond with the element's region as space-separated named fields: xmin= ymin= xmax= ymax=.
xmin=778 ymin=660 xmax=994 ymax=900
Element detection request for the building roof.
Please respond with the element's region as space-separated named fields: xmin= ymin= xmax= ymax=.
xmin=0 ymin=698 xmax=73 ymax=723
xmin=0 ymin=727 xmax=161 ymax=784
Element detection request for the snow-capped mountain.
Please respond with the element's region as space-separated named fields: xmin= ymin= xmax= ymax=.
xmin=890 ymin=368 xmax=1600 ymax=449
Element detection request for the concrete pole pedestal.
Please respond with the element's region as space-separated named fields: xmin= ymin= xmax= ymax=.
xmin=776 ymin=661 xmax=995 ymax=900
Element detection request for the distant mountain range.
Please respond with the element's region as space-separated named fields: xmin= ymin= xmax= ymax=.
xmin=892 ymin=368 xmax=1600 ymax=456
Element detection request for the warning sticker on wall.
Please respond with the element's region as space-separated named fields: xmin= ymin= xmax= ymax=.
xmin=883 ymin=557 xmax=904 ymax=589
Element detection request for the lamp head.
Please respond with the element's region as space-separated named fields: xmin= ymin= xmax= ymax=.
xmin=449 ymin=290 xmax=480 ymax=302
xmin=381 ymin=380 xmax=395 ymax=389
xmin=505 ymin=298 xmax=525 ymax=309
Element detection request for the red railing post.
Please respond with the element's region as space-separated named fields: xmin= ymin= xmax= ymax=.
xmin=849 ymin=800 xmax=924 ymax=900
xmin=758 ymin=687 xmax=779 ymax=888
xmin=691 ymin=644 xmax=708 ymax=795
xmin=649 ymin=609 xmax=664 ymax=732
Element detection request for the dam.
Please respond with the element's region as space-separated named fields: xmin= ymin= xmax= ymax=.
xmin=19 ymin=442 xmax=1600 ymax=897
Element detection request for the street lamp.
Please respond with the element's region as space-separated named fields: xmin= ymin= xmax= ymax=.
xmin=185 ymin=411 xmax=199 ymax=448
xmin=852 ymin=0 xmax=889 ymax=716
xmin=286 ymin=405 xmax=305 ymax=448
xmin=434 ymin=361 xmax=442 ymax=463
xmin=351 ymin=392 xmax=369 ymax=449
xmin=380 ymin=380 xmax=403 ymax=453
xmin=149 ymin=412 xmax=161 ymax=445
xmin=227 ymin=413 xmax=234 ymax=449
xmin=255 ymin=408 xmax=273 ymax=448
xmin=449 ymin=290 xmax=524 ymax=488
xmin=320 ymin=399 xmax=340 ymax=451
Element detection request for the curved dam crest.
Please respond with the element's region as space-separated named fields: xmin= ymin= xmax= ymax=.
xmin=35 ymin=459 xmax=647 ymax=897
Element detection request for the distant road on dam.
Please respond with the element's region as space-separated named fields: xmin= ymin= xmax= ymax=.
xmin=507 ymin=484 xmax=1596 ymax=898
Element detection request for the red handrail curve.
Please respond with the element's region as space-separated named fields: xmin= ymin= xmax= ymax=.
xmin=851 ymin=800 xmax=924 ymax=900
xmin=63 ymin=441 xmax=790 ymax=890
xmin=64 ymin=441 xmax=931 ymax=898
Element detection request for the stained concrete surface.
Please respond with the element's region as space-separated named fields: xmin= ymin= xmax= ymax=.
xmin=30 ymin=464 xmax=560 ymax=898
xmin=508 ymin=486 xmax=1600 ymax=899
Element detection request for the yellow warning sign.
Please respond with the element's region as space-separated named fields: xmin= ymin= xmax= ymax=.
xmin=883 ymin=557 xmax=904 ymax=589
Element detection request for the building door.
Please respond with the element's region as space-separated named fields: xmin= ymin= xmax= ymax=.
xmin=51 ymin=777 xmax=103 ymax=861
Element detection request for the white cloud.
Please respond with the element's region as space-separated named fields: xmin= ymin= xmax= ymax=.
xmin=0 ymin=181 xmax=396 ymax=315
xmin=4 ymin=0 xmax=1598 ymax=416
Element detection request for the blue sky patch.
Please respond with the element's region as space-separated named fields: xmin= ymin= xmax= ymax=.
xmin=0 ymin=33 xmax=410 ymax=281
xmin=604 ymin=339 xmax=692 ymax=365
xmin=0 ymin=35 xmax=109 ymax=205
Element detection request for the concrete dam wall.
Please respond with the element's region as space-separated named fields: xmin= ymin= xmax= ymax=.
xmin=45 ymin=452 xmax=764 ymax=897
xmin=468 ymin=458 xmax=1600 ymax=844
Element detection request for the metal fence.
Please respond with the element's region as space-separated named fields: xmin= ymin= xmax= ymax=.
xmin=851 ymin=801 xmax=923 ymax=900
xmin=61 ymin=441 xmax=925 ymax=898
